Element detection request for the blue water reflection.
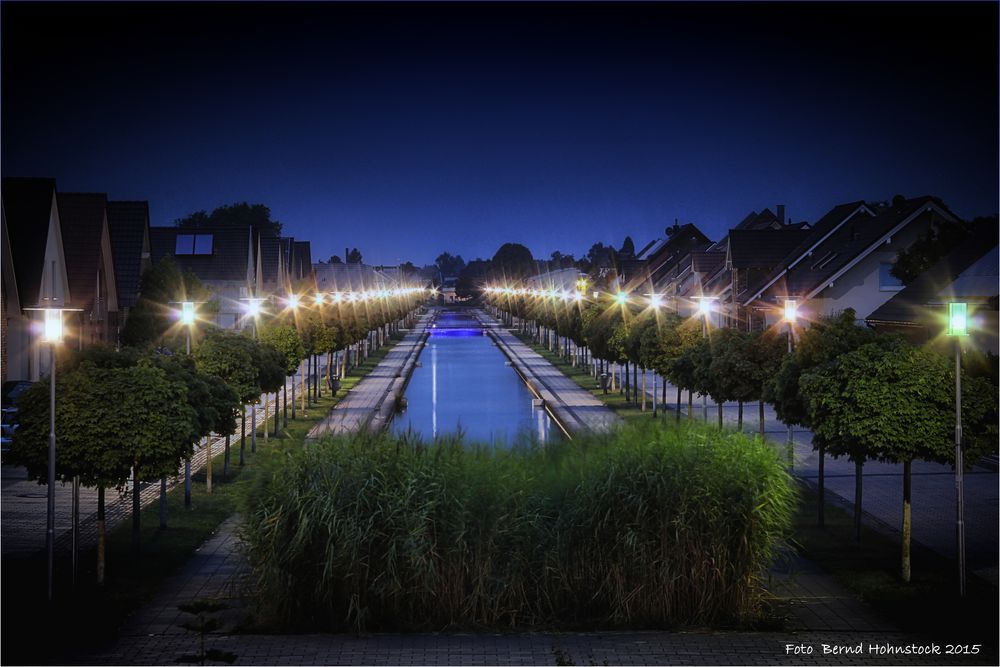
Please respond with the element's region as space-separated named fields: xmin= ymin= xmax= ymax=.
xmin=392 ymin=311 xmax=559 ymax=446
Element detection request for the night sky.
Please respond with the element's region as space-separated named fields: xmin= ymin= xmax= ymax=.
xmin=3 ymin=2 xmax=997 ymax=266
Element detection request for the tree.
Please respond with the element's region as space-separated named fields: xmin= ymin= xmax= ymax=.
xmin=255 ymin=343 xmax=288 ymax=443
xmin=11 ymin=361 xmax=197 ymax=573
xmin=800 ymin=341 xmax=997 ymax=578
xmin=347 ymin=248 xmax=363 ymax=264
xmin=618 ymin=236 xmax=636 ymax=258
xmin=746 ymin=329 xmax=788 ymax=436
xmin=490 ymin=243 xmax=535 ymax=281
xmin=194 ymin=329 xmax=260 ymax=479
xmin=327 ymin=254 xmax=343 ymax=264
xmin=120 ymin=257 xmax=217 ymax=349
xmin=176 ymin=202 xmax=282 ymax=237
xmin=766 ymin=309 xmax=888 ymax=533
xmin=651 ymin=313 xmax=701 ymax=421
xmin=259 ymin=323 xmax=305 ymax=377
xmin=708 ymin=328 xmax=756 ymax=428
xmin=434 ymin=252 xmax=466 ymax=278
xmin=890 ymin=216 xmax=986 ymax=285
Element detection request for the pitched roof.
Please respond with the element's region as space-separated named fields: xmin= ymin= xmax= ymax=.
xmin=57 ymin=192 xmax=108 ymax=309
xmin=149 ymin=225 xmax=253 ymax=283
xmin=728 ymin=228 xmax=813 ymax=269
xmin=106 ymin=200 xmax=150 ymax=309
xmin=258 ymin=235 xmax=282 ymax=286
xmin=292 ymin=241 xmax=312 ymax=281
xmin=866 ymin=224 xmax=999 ymax=326
xmin=2 ymin=177 xmax=57 ymax=306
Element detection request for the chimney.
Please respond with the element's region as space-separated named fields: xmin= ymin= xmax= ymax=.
xmin=777 ymin=204 xmax=786 ymax=225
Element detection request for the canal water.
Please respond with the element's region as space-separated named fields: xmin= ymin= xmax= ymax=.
xmin=391 ymin=310 xmax=560 ymax=446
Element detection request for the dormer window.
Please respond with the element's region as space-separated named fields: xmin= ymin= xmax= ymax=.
xmin=175 ymin=233 xmax=214 ymax=255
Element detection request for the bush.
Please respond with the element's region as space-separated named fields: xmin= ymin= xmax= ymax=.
xmin=240 ymin=422 xmax=794 ymax=631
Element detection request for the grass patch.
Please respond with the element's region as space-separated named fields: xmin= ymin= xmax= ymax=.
xmin=242 ymin=421 xmax=795 ymax=632
xmin=792 ymin=481 xmax=998 ymax=641
xmin=0 ymin=335 xmax=402 ymax=665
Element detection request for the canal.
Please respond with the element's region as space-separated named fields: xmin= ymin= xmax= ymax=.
xmin=391 ymin=310 xmax=561 ymax=446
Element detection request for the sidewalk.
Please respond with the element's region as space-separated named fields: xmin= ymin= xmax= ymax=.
xmin=477 ymin=310 xmax=619 ymax=436
xmin=307 ymin=314 xmax=432 ymax=439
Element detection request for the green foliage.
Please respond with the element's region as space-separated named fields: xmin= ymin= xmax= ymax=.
xmin=256 ymin=344 xmax=288 ymax=394
xmin=258 ymin=323 xmax=304 ymax=375
xmin=241 ymin=422 xmax=795 ymax=632
xmin=889 ymin=216 xmax=989 ymax=285
xmin=176 ymin=202 xmax=282 ymax=237
xmin=11 ymin=362 xmax=197 ymax=489
xmin=708 ymin=328 xmax=756 ymax=404
xmin=801 ymin=341 xmax=998 ymax=466
xmin=194 ymin=329 xmax=261 ymax=404
xmin=120 ymin=257 xmax=217 ymax=349
xmin=490 ymin=243 xmax=535 ymax=280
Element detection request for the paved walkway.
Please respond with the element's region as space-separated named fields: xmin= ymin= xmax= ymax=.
xmin=477 ymin=311 xmax=619 ymax=436
xmin=307 ymin=314 xmax=432 ymax=439
xmin=1 ymin=378 xmax=293 ymax=559
xmin=85 ymin=516 xmax=995 ymax=666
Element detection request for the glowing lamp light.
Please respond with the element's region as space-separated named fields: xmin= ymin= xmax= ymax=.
xmin=246 ymin=299 xmax=262 ymax=317
xmin=947 ymin=302 xmax=969 ymax=336
xmin=697 ymin=297 xmax=715 ymax=316
xmin=615 ymin=291 xmax=627 ymax=305
xmin=593 ymin=291 xmax=600 ymax=299
xmin=574 ymin=291 xmax=584 ymax=302
xmin=42 ymin=309 xmax=64 ymax=344
xmin=783 ymin=299 xmax=797 ymax=323
xmin=560 ymin=290 xmax=570 ymax=301
xmin=332 ymin=292 xmax=343 ymax=303
xmin=576 ymin=278 xmax=588 ymax=292
xmin=287 ymin=294 xmax=299 ymax=310
xmin=649 ymin=294 xmax=663 ymax=308
xmin=180 ymin=301 xmax=196 ymax=325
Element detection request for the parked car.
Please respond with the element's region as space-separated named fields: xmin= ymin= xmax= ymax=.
xmin=1 ymin=380 xmax=32 ymax=453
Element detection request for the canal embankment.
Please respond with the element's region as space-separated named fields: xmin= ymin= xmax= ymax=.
xmin=474 ymin=309 xmax=618 ymax=437
xmin=307 ymin=312 xmax=433 ymax=439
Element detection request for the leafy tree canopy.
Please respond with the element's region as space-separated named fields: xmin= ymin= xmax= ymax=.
xmin=347 ymin=248 xmax=363 ymax=264
xmin=120 ymin=257 xmax=217 ymax=349
xmin=194 ymin=329 xmax=261 ymax=404
xmin=435 ymin=252 xmax=466 ymax=278
xmin=176 ymin=202 xmax=282 ymax=237
xmin=490 ymin=243 xmax=535 ymax=281
xmin=259 ymin=323 xmax=305 ymax=375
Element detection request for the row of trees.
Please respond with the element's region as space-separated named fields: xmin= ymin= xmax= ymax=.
xmin=487 ymin=293 xmax=998 ymax=582
xmin=11 ymin=256 xmax=425 ymax=587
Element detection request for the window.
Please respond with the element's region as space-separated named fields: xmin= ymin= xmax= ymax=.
xmin=879 ymin=263 xmax=904 ymax=290
xmin=175 ymin=233 xmax=213 ymax=255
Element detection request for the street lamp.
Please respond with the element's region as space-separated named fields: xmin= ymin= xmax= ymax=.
xmin=615 ymin=291 xmax=627 ymax=305
xmin=783 ymin=299 xmax=797 ymax=467
xmin=176 ymin=300 xmax=198 ymax=508
xmin=649 ymin=293 xmax=663 ymax=309
xmin=947 ymin=301 xmax=969 ymax=597
xmin=693 ymin=296 xmax=718 ymax=421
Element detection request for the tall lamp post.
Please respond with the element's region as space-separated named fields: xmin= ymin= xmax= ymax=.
xmin=946 ymin=301 xmax=969 ymax=597
xmin=783 ymin=299 xmax=797 ymax=467
xmin=286 ymin=293 xmax=300 ymax=424
xmin=177 ymin=301 xmax=197 ymax=508
xmin=695 ymin=296 xmax=717 ymax=422
xmin=240 ymin=296 xmax=265 ymax=461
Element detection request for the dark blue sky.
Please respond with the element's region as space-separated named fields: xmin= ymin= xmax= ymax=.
xmin=3 ymin=2 xmax=997 ymax=266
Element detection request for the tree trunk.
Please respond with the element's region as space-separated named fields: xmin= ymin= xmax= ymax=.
xmin=264 ymin=397 xmax=269 ymax=443
xmin=97 ymin=486 xmax=106 ymax=585
xmin=301 ymin=359 xmax=306 ymax=412
xmin=273 ymin=392 xmax=280 ymax=437
xmin=283 ymin=381 xmax=288 ymax=427
xmin=817 ymin=441 xmax=825 ymax=527
xmin=687 ymin=389 xmax=693 ymax=422
xmin=759 ymin=400 xmax=765 ymax=438
xmin=131 ymin=467 xmax=141 ymax=556
xmin=206 ymin=436 xmax=213 ymax=494
xmin=902 ymin=459 xmax=912 ymax=582
xmin=737 ymin=401 xmax=743 ymax=429
xmin=634 ymin=363 xmax=639 ymax=406
xmin=241 ymin=406 xmax=248 ymax=462
xmin=717 ymin=401 xmax=723 ymax=428
xmin=641 ymin=368 xmax=647 ymax=412
xmin=224 ymin=433 xmax=231 ymax=479
xmin=676 ymin=386 xmax=682 ymax=423
xmin=854 ymin=459 xmax=864 ymax=543
xmin=159 ymin=476 xmax=167 ymax=529
xmin=652 ymin=372 xmax=657 ymax=416
xmin=292 ymin=370 xmax=297 ymax=418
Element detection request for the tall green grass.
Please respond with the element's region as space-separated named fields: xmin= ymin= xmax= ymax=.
xmin=240 ymin=422 xmax=795 ymax=631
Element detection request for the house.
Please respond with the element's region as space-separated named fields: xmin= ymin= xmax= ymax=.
xmin=866 ymin=223 xmax=999 ymax=354
xmin=106 ymin=200 xmax=152 ymax=334
xmin=290 ymin=241 xmax=312 ymax=283
xmin=149 ymin=225 xmax=256 ymax=330
xmin=256 ymin=234 xmax=285 ymax=296
xmin=1 ymin=178 xmax=72 ymax=381
xmin=56 ymin=193 xmax=119 ymax=349
xmin=741 ymin=196 xmax=959 ymax=327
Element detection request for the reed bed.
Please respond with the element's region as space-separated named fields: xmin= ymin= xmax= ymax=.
xmin=240 ymin=422 xmax=794 ymax=631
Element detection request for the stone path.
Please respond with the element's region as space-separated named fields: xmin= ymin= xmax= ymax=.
xmin=307 ymin=314 xmax=432 ymax=439
xmin=476 ymin=311 xmax=619 ymax=436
